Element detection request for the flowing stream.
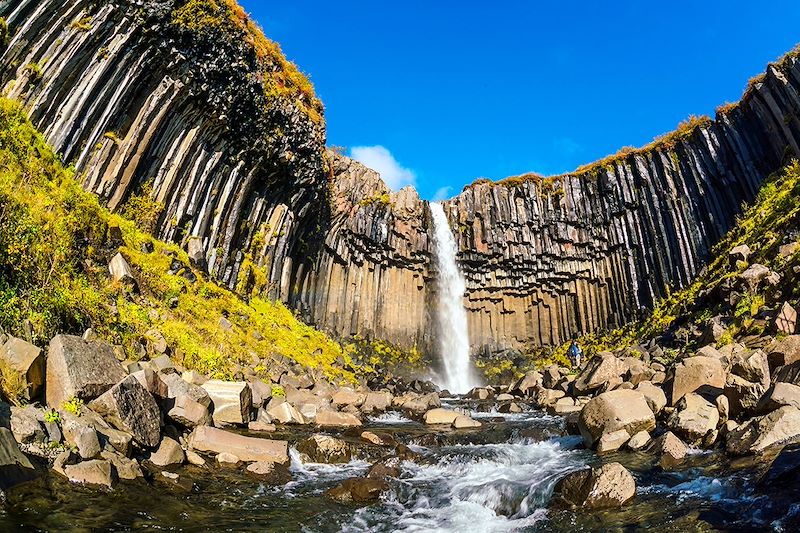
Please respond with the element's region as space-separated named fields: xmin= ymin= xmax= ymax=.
xmin=1 ymin=397 xmax=794 ymax=532
xmin=430 ymin=202 xmax=477 ymax=394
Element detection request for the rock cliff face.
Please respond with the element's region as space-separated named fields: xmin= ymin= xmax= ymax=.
xmin=0 ymin=0 xmax=326 ymax=296
xmin=3 ymin=1 xmax=800 ymax=360
xmin=302 ymin=54 xmax=800 ymax=357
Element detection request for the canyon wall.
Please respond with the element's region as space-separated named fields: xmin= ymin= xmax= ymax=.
xmin=3 ymin=0 xmax=800 ymax=359
xmin=304 ymin=54 xmax=800 ymax=355
xmin=0 ymin=0 xmax=326 ymax=299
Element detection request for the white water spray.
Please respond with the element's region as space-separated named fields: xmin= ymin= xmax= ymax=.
xmin=430 ymin=202 xmax=478 ymax=393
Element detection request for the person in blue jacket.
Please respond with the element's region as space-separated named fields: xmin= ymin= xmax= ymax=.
xmin=568 ymin=341 xmax=583 ymax=368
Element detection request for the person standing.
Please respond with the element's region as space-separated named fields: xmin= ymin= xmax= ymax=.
xmin=568 ymin=341 xmax=583 ymax=368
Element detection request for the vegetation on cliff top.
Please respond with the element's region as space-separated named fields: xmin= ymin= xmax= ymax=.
xmin=171 ymin=0 xmax=323 ymax=124
xmin=0 ymin=97 xmax=353 ymax=386
xmin=468 ymin=44 xmax=800 ymax=194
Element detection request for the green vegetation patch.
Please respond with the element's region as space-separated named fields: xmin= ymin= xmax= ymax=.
xmin=0 ymin=97 xmax=354 ymax=384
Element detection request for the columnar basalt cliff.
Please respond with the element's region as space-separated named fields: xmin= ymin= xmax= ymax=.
xmin=308 ymin=54 xmax=800 ymax=356
xmin=2 ymin=0 xmax=800 ymax=360
xmin=0 ymin=0 xmax=326 ymax=297
xmin=290 ymin=154 xmax=432 ymax=349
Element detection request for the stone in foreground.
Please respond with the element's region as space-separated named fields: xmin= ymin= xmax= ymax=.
xmin=423 ymin=408 xmax=460 ymax=425
xmin=189 ymin=426 xmax=289 ymax=464
xmin=0 ymin=427 xmax=37 ymax=489
xmin=553 ymin=462 xmax=636 ymax=509
xmin=726 ymin=406 xmax=800 ymax=455
xmin=46 ymin=335 xmax=126 ymax=409
xmin=297 ymin=434 xmax=351 ymax=464
xmin=201 ymin=380 xmax=252 ymax=426
xmin=578 ymin=389 xmax=655 ymax=448
xmin=88 ymin=374 xmax=162 ymax=448
xmin=0 ymin=337 xmax=45 ymax=400
xmin=315 ymin=410 xmax=362 ymax=427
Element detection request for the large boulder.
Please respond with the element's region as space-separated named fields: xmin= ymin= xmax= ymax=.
xmin=361 ymin=392 xmax=393 ymax=414
xmin=667 ymin=393 xmax=720 ymax=446
xmin=394 ymin=392 xmax=440 ymax=414
xmin=757 ymin=382 xmax=800 ymax=413
xmin=88 ymin=374 xmax=162 ymax=448
xmin=725 ymin=374 xmax=766 ymax=419
xmin=189 ymin=426 xmax=289 ymax=464
xmin=160 ymin=373 xmax=211 ymax=407
xmin=315 ymin=410 xmax=362 ymax=427
xmin=61 ymin=458 xmax=114 ymax=488
xmin=635 ymin=381 xmax=667 ymax=415
xmin=149 ymin=436 xmax=185 ymax=467
xmin=768 ymin=335 xmax=800 ymax=372
xmin=578 ymin=389 xmax=655 ymax=448
xmin=0 ymin=337 xmax=45 ymax=400
xmin=297 ymin=434 xmax=351 ymax=464
xmin=0 ymin=427 xmax=37 ymax=489
xmin=46 ymin=335 xmax=126 ymax=409
xmin=512 ymin=370 xmax=543 ymax=396
xmin=266 ymin=399 xmax=305 ymax=424
xmin=331 ymin=388 xmax=366 ymax=408
xmin=573 ymin=352 xmax=625 ymax=395
xmin=553 ymin=462 xmax=636 ymax=509
xmin=671 ymin=356 xmax=725 ymax=405
xmin=774 ymin=302 xmax=798 ymax=336
xmin=649 ymin=431 xmax=688 ymax=470
xmin=730 ymin=350 xmax=770 ymax=387
xmin=167 ymin=394 xmax=212 ymax=428
xmin=201 ymin=380 xmax=252 ymax=426
xmin=726 ymin=406 xmax=800 ymax=455
xmin=423 ymin=408 xmax=460 ymax=425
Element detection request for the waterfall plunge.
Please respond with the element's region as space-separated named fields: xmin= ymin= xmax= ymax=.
xmin=430 ymin=202 xmax=477 ymax=394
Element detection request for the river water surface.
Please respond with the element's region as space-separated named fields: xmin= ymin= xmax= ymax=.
xmin=1 ymin=397 xmax=797 ymax=532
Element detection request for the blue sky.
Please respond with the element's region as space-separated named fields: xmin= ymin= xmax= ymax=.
xmin=243 ymin=1 xmax=800 ymax=200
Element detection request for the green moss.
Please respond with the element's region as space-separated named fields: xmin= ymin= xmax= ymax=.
xmin=119 ymin=179 xmax=164 ymax=233
xmin=70 ymin=15 xmax=92 ymax=32
xmin=63 ymin=396 xmax=83 ymax=416
xmin=25 ymin=62 xmax=42 ymax=83
xmin=0 ymin=17 xmax=8 ymax=49
xmin=359 ymin=192 xmax=392 ymax=207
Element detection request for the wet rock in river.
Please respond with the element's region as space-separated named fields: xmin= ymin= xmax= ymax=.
xmin=325 ymin=477 xmax=389 ymax=504
xmin=189 ymin=426 xmax=289 ymax=464
xmin=315 ymin=409 xmax=362 ymax=427
xmin=553 ymin=462 xmax=636 ymax=509
xmin=667 ymin=393 xmax=720 ymax=446
xmin=0 ymin=427 xmax=37 ymax=490
xmin=726 ymin=406 xmax=800 ymax=455
xmin=149 ymin=436 xmax=185 ymax=467
xmin=578 ymin=389 xmax=655 ymax=448
xmin=297 ymin=434 xmax=351 ymax=464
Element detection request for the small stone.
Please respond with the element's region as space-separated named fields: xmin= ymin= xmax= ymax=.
xmin=149 ymin=437 xmax=185 ymax=467
xmin=185 ymin=450 xmax=206 ymax=466
xmin=597 ymin=428 xmax=630 ymax=453
xmin=216 ymin=452 xmax=240 ymax=465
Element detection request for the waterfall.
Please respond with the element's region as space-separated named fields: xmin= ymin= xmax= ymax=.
xmin=430 ymin=202 xmax=478 ymax=393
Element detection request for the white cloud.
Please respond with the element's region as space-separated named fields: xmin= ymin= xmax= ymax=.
xmin=350 ymin=145 xmax=416 ymax=191
xmin=432 ymin=186 xmax=452 ymax=201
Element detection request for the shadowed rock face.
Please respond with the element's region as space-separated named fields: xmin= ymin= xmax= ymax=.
xmin=0 ymin=0 xmax=326 ymax=294
xmin=4 ymin=1 xmax=800 ymax=358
